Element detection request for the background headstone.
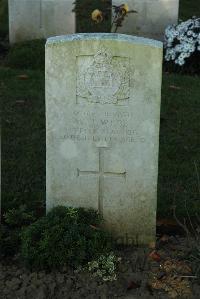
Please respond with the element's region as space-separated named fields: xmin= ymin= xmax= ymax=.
xmin=9 ymin=0 xmax=179 ymax=43
xmin=46 ymin=33 xmax=163 ymax=245
xmin=112 ymin=0 xmax=179 ymax=40
xmin=9 ymin=0 xmax=75 ymax=43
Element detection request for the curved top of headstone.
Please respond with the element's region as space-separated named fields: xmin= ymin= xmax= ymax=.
xmin=46 ymin=33 xmax=163 ymax=48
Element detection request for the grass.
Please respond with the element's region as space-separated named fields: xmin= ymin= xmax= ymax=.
xmin=179 ymin=0 xmax=200 ymax=20
xmin=1 ymin=67 xmax=45 ymax=214
xmin=5 ymin=39 xmax=45 ymax=70
xmin=158 ymin=73 xmax=200 ymax=217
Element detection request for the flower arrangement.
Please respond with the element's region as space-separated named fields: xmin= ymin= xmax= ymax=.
xmin=73 ymin=0 xmax=112 ymax=33
xmin=111 ymin=4 xmax=137 ymax=33
xmin=164 ymin=17 xmax=200 ymax=74
xmin=74 ymin=1 xmax=137 ymax=33
xmin=91 ymin=4 xmax=137 ymax=32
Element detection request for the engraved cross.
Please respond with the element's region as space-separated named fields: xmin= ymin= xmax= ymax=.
xmin=77 ymin=147 xmax=126 ymax=215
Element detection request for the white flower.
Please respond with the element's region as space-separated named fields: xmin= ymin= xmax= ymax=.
xmin=164 ymin=17 xmax=200 ymax=66
xmin=187 ymin=30 xmax=193 ymax=36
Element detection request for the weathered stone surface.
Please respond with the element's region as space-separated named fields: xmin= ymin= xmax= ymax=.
xmin=9 ymin=0 xmax=75 ymax=44
xmin=112 ymin=0 xmax=179 ymax=40
xmin=46 ymin=33 xmax=163 ymax=244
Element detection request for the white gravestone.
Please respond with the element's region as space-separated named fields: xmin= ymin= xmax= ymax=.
xmin=8 ymin=0 xmax=75 ymax=44
xmin=112 ymin=0 xmax=179 ymax=40
xmin=46 ymin=33 xmax=163 ymax=245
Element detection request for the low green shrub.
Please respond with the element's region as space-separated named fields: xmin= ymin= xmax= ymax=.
xmin=21 ymin=206 xmax=112 ymax=270
xmin=0 ymin=225 xmax=21 ymax=257
xmin=6 ymin=39 xmax=45 ymax=70
xmin=4 ymin=204 xmax=36 ymax=228
xmin=0 ymin=204 xmax=41 ymax=258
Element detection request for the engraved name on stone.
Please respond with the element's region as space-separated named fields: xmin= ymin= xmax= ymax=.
xmin=60 ymin=110 xmax=145 ymax=144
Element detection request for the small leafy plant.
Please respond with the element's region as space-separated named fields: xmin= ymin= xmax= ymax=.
xmin=4 ymin=204 xmax=36 ymax=227
xmin=87 ymin=252 xmax=120 ymax=281
xmin=21 ymin=206 xmax=112 ymax=270
xmin=0 ymin=204 xmax=40 ymax=257
xmin=0 ymin=225 xmax=21 ymax=257
xmin=164 ymin=17 xmax=200 ymax=74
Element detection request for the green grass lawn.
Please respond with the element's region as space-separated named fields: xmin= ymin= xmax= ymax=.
xmin=179 ymin=0 xmax=200 ymax=20
xmin=1 ymin=67 xmax=45 ymax=215
xmin=0 ymin=0 xmax=200 ymax=220
xmin=158 ymin=73 xmax=200 ymax=217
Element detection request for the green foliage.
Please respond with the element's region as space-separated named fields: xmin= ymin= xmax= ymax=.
xmin=4 ymin=204 xmax=36 ymax=227
xmin=6 ymin=39 xmax=45 ymax=70
xmin=0 ymin=225 xmax=21 ymax=257
xmin=0 ymin=204 xmax=41 ymax=258
xmin=74 ymin=0 xmax=111 ymax=33
xmin=21 ymin=206 xmax=112 ymax=270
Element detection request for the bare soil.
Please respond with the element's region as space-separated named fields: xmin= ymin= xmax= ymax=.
xmin=1 ymin=232 xmax=200 ymax=299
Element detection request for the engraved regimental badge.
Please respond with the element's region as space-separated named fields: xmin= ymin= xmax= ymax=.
xmin=77 ymin=47 xmax=130 ymax=105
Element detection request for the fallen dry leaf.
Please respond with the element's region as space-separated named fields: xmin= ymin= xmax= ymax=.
xmin=160 ymin=234 xmax=170 ymax=243
xmin=127 ymin=280 xmax=140 ymax=290
xmin=169 ymin=85 xmax=181 ymax=90
xmin=150 ymin=275 xmax=192 ymax=298
xmin=16 ymin=100 xmax=25 ymax=104
xmin=17 ymin=74 xmax=29 ymax=80
xmin=89 ymin=224 xmax=100 ymax=230
xmin=149 ymin=250 xmax=161 ymax=262
xmin=162 ymin=259 xmax=192 ymax=274
xmin=157 ymin=271 xmax=166 ymax=280
xmin=148 ymin=241 xmax=156 ymax=249
xmin=157 ymin=219 xmax=177 ymax=227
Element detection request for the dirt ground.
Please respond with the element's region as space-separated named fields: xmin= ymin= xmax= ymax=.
xmin=1 ymin=231 xmax=200 ymax=299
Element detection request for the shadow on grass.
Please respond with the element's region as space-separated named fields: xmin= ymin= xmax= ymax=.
xmin=1 ymin=67 xmax=45 ymax=216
